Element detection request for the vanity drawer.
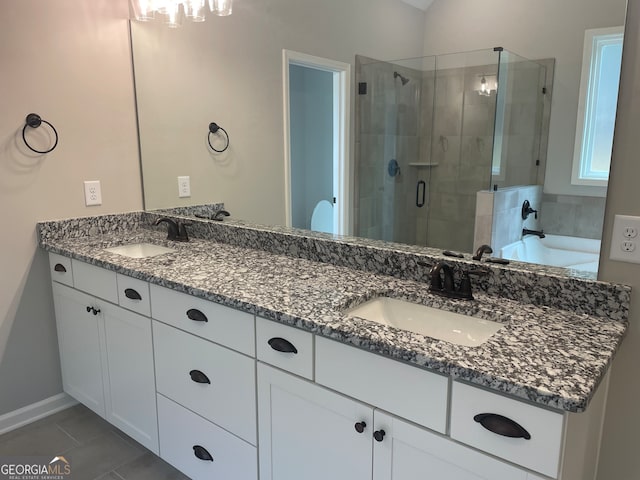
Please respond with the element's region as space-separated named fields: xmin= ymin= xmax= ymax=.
xmin=157 ymin=394 xmax=257 ymax=480
xmin=150 ymin=283 xmax=255 ymax=356
xmin=153 ymin=321 xmax=257 ymax=445
xmin=256 ymin=317 xmax=314 ymax=380
xmin=49 ymin=253 xmax=73 ymax=287
xmin=315 ymin=336 xmax=448 ymax=433
xmin=72 ymin=259 xmax=118 ymax=303
xmin=450 ymin=381 xmax=564 ymax=478
xmin=116 ymin=274 xmax=150 ymax=317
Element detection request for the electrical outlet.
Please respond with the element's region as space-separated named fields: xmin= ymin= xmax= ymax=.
xmin=83 ymin=180 xmax=102 ymax=206
xmin=610 ymin=214 xmax=640 ymax=263
xmin=178 ymin=176 xmax=191 ymax=198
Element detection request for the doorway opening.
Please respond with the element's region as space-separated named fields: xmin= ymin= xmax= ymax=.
xmin=283 ymin=50 xmax=350 ymax=235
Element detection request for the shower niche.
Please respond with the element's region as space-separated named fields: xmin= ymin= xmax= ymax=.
xmin=355 ymin=48 xmax=550 ymax=253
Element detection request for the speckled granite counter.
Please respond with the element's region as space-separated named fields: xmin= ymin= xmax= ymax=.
xmin=38 ymin=214 xmax=630 ymax=413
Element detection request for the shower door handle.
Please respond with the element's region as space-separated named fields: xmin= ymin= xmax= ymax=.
xmin=416 ymin=180 xmax=426 ymax=207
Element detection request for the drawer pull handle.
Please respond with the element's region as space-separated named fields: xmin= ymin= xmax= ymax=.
xmin=187 ymin=308 xmax=208 ymax=323
xmin=268 ymin=337 xmax=298 ymax=354
xmin=193 ymin=445 xmax=213 ymax=462
xmin=473 ymin=413 xmax=531 ymax=440
xmin=189 ymin=369 xmax=211 ymax=384
xmin=373 ymin=429 xmax=386 ymax=442
xmin=354 ymin=421 xmax=367 ymax=434
xmin=54 ymin=263 xmax=67 ymax=273
xmin=86 ymin=306 xmax=100 ymax=316
xmin=124 ymin=288 xmax=142 ymax=300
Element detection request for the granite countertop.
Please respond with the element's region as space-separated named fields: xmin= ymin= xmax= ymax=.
xmin=41 ymin=227 xmax=628 ymax=413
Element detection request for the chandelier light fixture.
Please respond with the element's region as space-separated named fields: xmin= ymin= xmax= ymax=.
xmin=130 ymin=0 xmax=233 ymax=28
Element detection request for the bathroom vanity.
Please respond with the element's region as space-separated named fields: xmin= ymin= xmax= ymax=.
xmin=39 ymin=212 xmax=629 ymax=480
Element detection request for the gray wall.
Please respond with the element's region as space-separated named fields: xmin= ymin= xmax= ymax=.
xmin=290 ymin=65 xmax=334 ymax=230
xmin=596 ymin=0 xmax=640 ymax=477
xmin=0 ymin=0 xmax=142 ymax=415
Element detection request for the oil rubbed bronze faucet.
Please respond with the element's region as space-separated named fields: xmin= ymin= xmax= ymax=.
xmin=155 ymin=217 xmax=190 ymax=242
xmin=429 ymin=261 xmax=489 ymax=300
xmin=472 ymin=244 xmax=493 ymax=261
xmin=523 ymin=228 xmax=545 ymax=238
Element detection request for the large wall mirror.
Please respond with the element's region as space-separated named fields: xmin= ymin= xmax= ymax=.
xmin=131 ymin=0 xmax=626 ymax=275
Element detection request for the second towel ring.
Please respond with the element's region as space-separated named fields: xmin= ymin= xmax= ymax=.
xmin=22 ymin=113 xmax=59 ymax=154
xmin=208 ymin=122 xmax=229 ymax=153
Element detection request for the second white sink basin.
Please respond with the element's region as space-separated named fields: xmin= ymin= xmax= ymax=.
xmin=345 ymin=297 xmax=503 ymax=347
xmin=104 ymin=243 xmax=176 ymax=259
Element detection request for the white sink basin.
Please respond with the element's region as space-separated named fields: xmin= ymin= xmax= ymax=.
xmin=345 ymin=297 xmax=503 ymax=347
xmin=104 ymin=243 xmax=176 ymax=259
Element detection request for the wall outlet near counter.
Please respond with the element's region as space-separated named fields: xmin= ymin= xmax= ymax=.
xmin=84 ymin=180 xmax=102 ymax=206
xmin=178 ymin=176 xmax=191 ymax=198
xmin=610 ymin=214 xmax=640 ymax=263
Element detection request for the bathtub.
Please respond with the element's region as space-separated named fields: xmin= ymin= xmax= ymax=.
xmin=499 ymin=234 xmax=601 ymax=273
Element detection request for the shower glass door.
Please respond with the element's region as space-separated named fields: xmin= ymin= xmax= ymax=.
xmin=355 ymin=55 xmax=436 ymax=246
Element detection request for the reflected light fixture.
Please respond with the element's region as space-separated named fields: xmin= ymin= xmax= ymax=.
xmin=477 ymin=74 xmax=497 ymax=96
xmin=130 ymin=0 xmax=232 ymax=27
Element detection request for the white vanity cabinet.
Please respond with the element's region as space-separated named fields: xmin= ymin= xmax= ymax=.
xmin=257 ymin=329 xmax=543 ymax=480
xmin=49 ymin=255 xmax=159 ymax=454
xmin=149 ymin=284 xmax=258 ymax=479
xmin=258 ymin=363 xmax=374 ymax=480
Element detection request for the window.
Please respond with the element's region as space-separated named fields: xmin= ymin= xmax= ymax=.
xmin=572 ymin=26 xmax=624 ymax=186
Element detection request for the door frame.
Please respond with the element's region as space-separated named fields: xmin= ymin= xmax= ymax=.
xmin=282 ymin=49 xmax=351 ymax=235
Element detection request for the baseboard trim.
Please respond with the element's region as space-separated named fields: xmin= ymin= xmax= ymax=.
xmin=0 ymin=393 xmax=78 ymax=435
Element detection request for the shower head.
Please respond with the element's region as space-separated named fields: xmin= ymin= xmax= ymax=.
xmin=393 ymin=71 xmax=410 ymax=86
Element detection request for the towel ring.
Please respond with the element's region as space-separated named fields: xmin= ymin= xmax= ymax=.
xmin=22 ymin=113 xmax=59 ymax=154
xmin=208 ymin=122 xmax=229 ymax=153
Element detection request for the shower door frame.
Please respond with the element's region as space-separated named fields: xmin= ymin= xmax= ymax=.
xmin=282 ymin=49 xmax=351 ymax=235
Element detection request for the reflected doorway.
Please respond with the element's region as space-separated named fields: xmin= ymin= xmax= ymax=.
xmin=283 ymin=50 xmax=350 ymax=235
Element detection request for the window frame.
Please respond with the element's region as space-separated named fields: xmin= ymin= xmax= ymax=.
xmin=571 ymin=26 xmax=624 ymax=187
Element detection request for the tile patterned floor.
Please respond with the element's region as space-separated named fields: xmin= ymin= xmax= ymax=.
xmin=0 ymin=404 xmax=189 ymax=480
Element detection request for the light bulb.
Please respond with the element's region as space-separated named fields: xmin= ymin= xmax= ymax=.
xmin=185 ymin=0 xmax=207 ymax=21
xmin=210 ymin=0 xmax=232 ymax=16
xmin=130 ymin=0 xmax=155 ymax=21
xmin=164 ymin=0 xmax=185 ymax=28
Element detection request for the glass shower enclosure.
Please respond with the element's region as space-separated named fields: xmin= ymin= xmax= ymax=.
xmin=355 ymin=48 xmax=547 ymax=252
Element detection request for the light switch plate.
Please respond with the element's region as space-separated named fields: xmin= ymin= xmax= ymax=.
xmin=84 ymin=180 xmax=102 ymax=206
xmin=610 ymin=214 xmax=640 ymax=263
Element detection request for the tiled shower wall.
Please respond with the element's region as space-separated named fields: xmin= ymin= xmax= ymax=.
xmin=474 ymin=185 xmax=543 ymax=253
xmin=426 ymin=65 xmax=496 ymax=252
xmin=540 ymin=193 xmax=606 ymax=240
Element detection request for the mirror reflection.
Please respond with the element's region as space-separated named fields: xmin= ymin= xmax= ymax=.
xmin=131 ymin=0 xmax=626 ymax=275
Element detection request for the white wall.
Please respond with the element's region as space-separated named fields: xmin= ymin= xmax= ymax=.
xmin=132 ymin=0 xmax=427 ymax=224
xmin=0 ymin=0 xmax=141 ymax=414
xmin=422 ymin=0 xmax=626 ymax=198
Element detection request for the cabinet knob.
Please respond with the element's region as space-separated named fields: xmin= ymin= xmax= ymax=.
xmin=187 ymin=308 xmax=208 ymax=323
xmin=86 ymin=306 xmax=100 ymax=315
xmin=354 ymin=421 xmax=367 ymax=434
xmin=373 ymin=429 xmax=386 ymax=442
xmin=86 ymin=306 xmax=92 ymax=313
xmin=189 ymin=369 xmax=211 ymax=384
xmin=54 ymin=263 xmax=67 ymax=273
xmin=124 ymin=288 xmax=142 ymax=301
xmin=193 ymin=445 xmax=214 ymax=462
xmin=473 ymin=413 xmax=531 ymax=440
xmin=267 ymin=337 xmax=298 ymax=354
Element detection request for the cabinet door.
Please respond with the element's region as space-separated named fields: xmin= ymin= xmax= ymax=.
xmin=258 ymin=363 xmax=373 ymax=480
xmin=373 ymin=411 xmax=530 ymax=480
xmin=52 ymin=282 xmax=106 ymax=417
xmin=103 ymin=303 xmax=158 ymax=454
